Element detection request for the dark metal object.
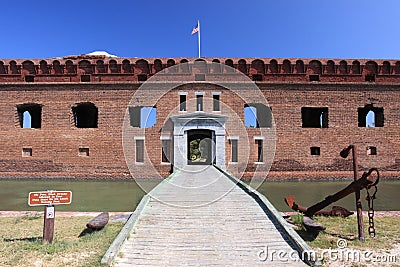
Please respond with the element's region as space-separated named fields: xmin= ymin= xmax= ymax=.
xmin=285 ymin=168 xmax=378 ymax=218
xmin=366 ymin=183 xmax=378 ymax=237
xmin=285 ymin=196 xmax=353 ymax=217
xmin=304 ymin=168 xmax=379 ymax=217
xmin=340 ymin=145 xmax=364 ymax=242
xmin=86 ymin=212 xmax=109 ymax=230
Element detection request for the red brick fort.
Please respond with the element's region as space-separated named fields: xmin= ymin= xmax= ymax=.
xmin=0 ymin=56 xmax=399 ymax=180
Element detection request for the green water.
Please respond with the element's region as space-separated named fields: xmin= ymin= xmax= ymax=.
xmin=0 ymin=179 xmax=398 ymax=212
xmin=0 ymin=179 xmax=160 ymax=212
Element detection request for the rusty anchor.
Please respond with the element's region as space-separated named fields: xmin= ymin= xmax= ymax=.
xmin=285 ymin=168 xmax=379 ymax=218
xmin=285 ymin=163 xmax=379 ymax=239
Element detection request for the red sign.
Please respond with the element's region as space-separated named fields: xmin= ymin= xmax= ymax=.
xmin=28 ymin=191 xmax=72 ymax=206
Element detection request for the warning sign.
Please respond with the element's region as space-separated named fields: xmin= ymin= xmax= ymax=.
xmin=28 ymin=191 xmax=72 ymax=206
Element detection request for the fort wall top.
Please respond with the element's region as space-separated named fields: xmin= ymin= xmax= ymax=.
xmin=0 ymin=56 xmax=399 ymax=84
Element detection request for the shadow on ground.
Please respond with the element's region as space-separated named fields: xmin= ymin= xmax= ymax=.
xmin=4 ymin=236 xmax=42 ymax=242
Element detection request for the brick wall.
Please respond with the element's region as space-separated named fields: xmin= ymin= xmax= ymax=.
xmin=0 ymin=57 xmax=399 ymax=180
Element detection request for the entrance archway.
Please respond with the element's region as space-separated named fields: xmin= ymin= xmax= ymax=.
xmin=170 ymin=112 xmax=228 ymax=171
xmin=187 ymin=130 xmax=214 ymax=165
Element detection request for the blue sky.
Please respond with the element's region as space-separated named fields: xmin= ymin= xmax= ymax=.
xmin=1 ymin=0 xmax=400 ymax=59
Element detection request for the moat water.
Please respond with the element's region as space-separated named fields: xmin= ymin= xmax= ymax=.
xmin=0 ymin=179 xmax=399 ymax=211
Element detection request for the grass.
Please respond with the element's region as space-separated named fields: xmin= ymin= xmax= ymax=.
xmin=0 ymin=215 xmax=124 ymax=267
xmin=291 ymin=214 xmax=400 ymax=266
xmin=293 ymin=215 xmax=400 ymax=250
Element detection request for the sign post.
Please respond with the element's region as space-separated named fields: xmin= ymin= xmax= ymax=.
xmin=28 ymin=191 xmax=72 ymax=244
xmin=43 ymin=205 xmax=55 ymax=243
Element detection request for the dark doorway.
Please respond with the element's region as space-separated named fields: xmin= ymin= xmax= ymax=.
xmin=187 ymin=130 xmax=214 ymax=165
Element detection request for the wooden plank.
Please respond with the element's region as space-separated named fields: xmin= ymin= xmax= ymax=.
xmin=107 ymin=165 xmax=312 ymax=266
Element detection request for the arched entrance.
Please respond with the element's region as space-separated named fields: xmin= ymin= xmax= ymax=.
xmin=169 ymin=112 xmax=228 ymax=171
xmin=187 ymin=129 xmax=214 ymax=165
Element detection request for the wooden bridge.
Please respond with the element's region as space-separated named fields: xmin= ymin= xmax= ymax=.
xmin=102 ymin=165 xmax=317 ymax=266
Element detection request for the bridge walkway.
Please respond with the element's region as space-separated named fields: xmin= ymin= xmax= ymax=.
xmin=105 ymin=165 xmax=312 ymax=266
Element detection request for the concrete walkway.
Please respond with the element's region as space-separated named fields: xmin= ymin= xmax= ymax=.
xmin=110 ymin=165 xmax=309 ymax=266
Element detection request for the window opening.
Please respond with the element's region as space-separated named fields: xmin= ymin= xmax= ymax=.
xmin=231 ymin=139 xmax=238 ymax=162
xmin=22 ymin=148 xmax=32 ymax=157
xmin=358 ymin=104 xmax=384 ymax=127
xmin=136 ymin=139 xmax=144 ymax=163
xmin=25 ymin=75 xmax=34 ymax=82
xmin=72 ymin=102 xmax=98 ymax=128
xmin=17 ymin=103 xmax=42 ymax=129
xmin=244 ymin=103 xmax=272 ymax=128
xmin=162 ymin=140 xmax=171 ymax=163
xmin=367 ymin=146 xmax=377 ymax=155
xmin=252 ymin=74 xmax=262 ymax=81
xmin=310 ymin=147 xmax=320 ymax=155
xmin=213 ymin=94 xmax=220 ymax=111
xmin=301 ymin=107 xmax=329 ymax=128
xmin=180 ymin=95 xmax=186 ymax=111
xmin=256 ymin=140 xmax=263 ymax=162
xmin=22 ymin=111 xmax=31 ymax=128
xmin=78 ymin=148 xmax=89 ymax=157
xmin=129 ymin=106 xmax=157 ymax=128
xmin=81 ymin=75 xmax=90 ymax=82
xmin=196 ymin=95 xmax=203 ymax=111
xmin=309 ymin=74 xmax=320 ymax=82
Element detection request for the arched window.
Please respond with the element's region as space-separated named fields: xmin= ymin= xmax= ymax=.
xmin=309 ymin=60 xmax=322 ymax=74
xmin=96 ymin=60 xmax=107 ymax=73
xmin=211 ymin=59 xmax=221 ymax=73
xmin=135 ymin=59 xmax=149 ymax=74
xmin=365 ymin=61 xmax=378 ymax=75
xmin=238 ymin=59 xmax=247 ymax=74
xmin=194 ymin=59 xmax=207 ymax=73
xmin=9 ymin=61 xmax=19 ymax=74
xmin=167 ymin=59 xmax=175 ymax=68
xmin=40 ymin=60 xmax=49 ymax=74
xmin=244 ymin=103 xmax=272 ymax=128
xmin=180 ymin=59 xmax=189 ymax=73
xmin=358 ymin=104 xmax=384 ymax=127
xmin=53 ymin=60 xmax=62 ymax=74
xmin=72 ymin=102 xmax=98 ymax=128
xmin=17 ymin=103 xmax=42 ymax=128
xmin=122 ymin=60 xmax=132 ymax=73
xmin=66 ymin=60 xmax=76 ymax=74
xmin=326 ymin=60 xmax=335 ymax=74
xmin=153 ymin=59 xmax=163 ymax=73
xmin=78 ymin=60 xmax=93 ymax=74
xmin=366 ymin=110 xmax=375 ymax=127
xmin=129 ymin=106 xmax=157 ymax=128
xmin=295 ymin=60 xmax=305 ymax=73
xmin=282 ymin=60 xmax=291 ymax=73
xmin=382 ymin=61 xmax=391 ymax=75
xmin=109 ymin=60 xmax=120 ymax=73
xmin=0 ymin=61 xmax=6 ymax=74
xmin=395 ymin=61 xmax=400 ymax=74
xmin=251 ymin=59 xmax=265 ymax=74
xmin=22 ymin=111 xmax=31 ymax=128
xmin=352 ymin=60 xmax=361 ymax=74
xmin=167 ymin=59 xmax=176 ymax=73
xmin=244 ymin=105 xmax=257 ymax=128
xmin=339 ymin=60 xmax=348 ymax=74
xmin=224 ymin=59 xmax=234 ymax=72
xmin=269 ymin=60 xmax=278 ymax=74
xmin=22 ymin=60 xmax=36 ymax=75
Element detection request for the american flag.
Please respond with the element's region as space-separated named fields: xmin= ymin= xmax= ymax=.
xmin=191 ymin=23 xmax=199 ymax=35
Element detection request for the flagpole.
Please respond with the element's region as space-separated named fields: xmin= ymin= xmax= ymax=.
xmin=197 ymin=20 xmax=201 ymax=58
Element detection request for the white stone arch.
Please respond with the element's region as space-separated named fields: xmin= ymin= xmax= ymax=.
xmin=170 ymin=112 xmax=228 ymax=171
